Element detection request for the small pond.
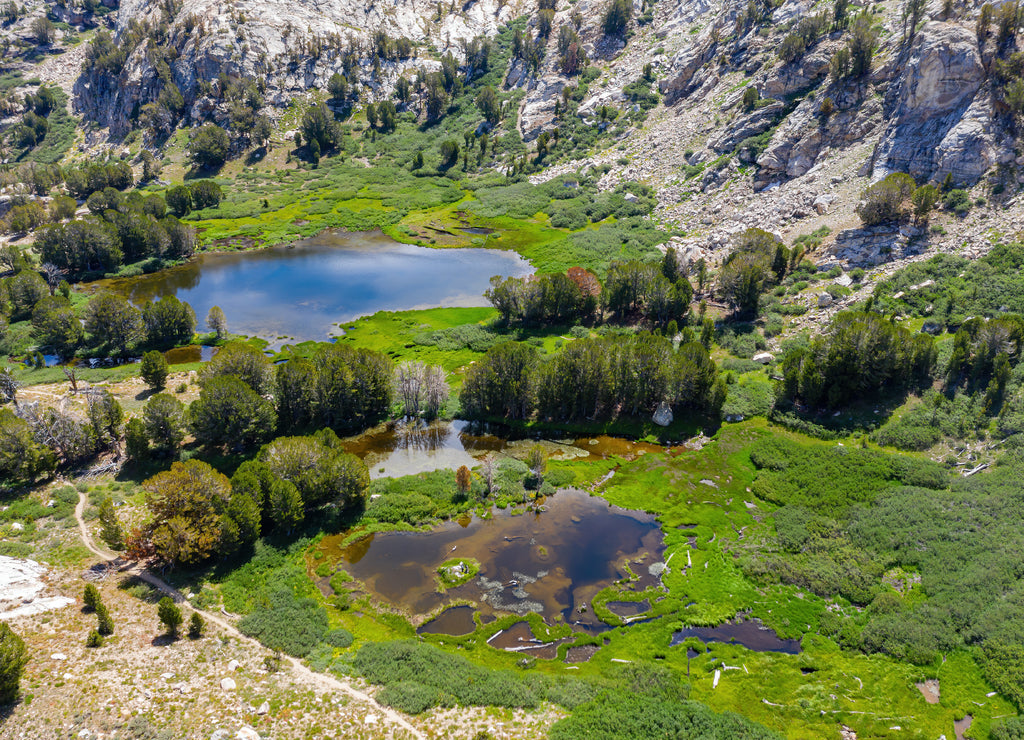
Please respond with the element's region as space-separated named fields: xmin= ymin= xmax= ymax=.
xmin=343 ymin=418 xmax=664 ymax=479
xmin=94 ymin=230 xmax=532 ymax=343
xmin=417 ymin=605 xmax=477 ymax=636
xmin=326 ymin=488 xmax=665 ymax=629
xmin=164 ymin=345 xmax=219 ymax=365
xmin=670 ymin=620 xmax=802 ymax=654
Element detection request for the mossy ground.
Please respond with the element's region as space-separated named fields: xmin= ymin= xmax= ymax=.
xmin=274 ymin=420 xmax=1014 ymax=740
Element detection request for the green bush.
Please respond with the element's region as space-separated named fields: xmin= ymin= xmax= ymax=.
xmin=749 ymin=436 xmax=946 ymax=515
xmin=324 ymin=628 xmax=354 ymax=648
xmin=943 ymin=188 xmax=971 ymax=216
xmin=354 ymin=641 xmax=539 ymax=712
xmin=377 ymin=681 xmax=447 ymax=714
xmin=238 ymin=588 xmax=328 ymax=657
xmin=549 ymin=693 xmax=781 ymax=740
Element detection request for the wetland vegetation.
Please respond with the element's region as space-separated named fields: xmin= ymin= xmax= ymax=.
xmin=3 ymin=11 xmax=1024 ymax=740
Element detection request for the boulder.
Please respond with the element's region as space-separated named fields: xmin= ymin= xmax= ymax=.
xmin=752 ymin=352 xmax=774 ymax=364
xmin=220 ymin=678 xmax=236 ymax=691
xmin=817 ymin=293 xmax=833 ymax=308
xmin=235 ymin=728 xmax=260 ymax=740
xmin=227 ymin=659 xmax=239 ymax=672
xmin=652 ymin=402 xmax=673 ymax=427
xmin=256 ymin=701 xmax=270 ymax=715
xmin=813 ymin=194 xmax=836 ymax=214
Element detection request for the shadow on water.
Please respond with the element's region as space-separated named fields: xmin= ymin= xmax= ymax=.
xmin=670 ymin=621 xmax=802 ymax=654
xmin=324 ymin=488 xmax=665 ymax=630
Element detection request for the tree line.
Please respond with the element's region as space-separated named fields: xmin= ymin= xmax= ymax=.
xmin=779 ymin=311 xmax=936 ymax=410
xmin=461 ymin=333 xmax=722 ymax=422
xmin=1 ymin=259 xmax=197 ymax=359
xmin=486 ymin=250 xmax=693 ymax=329
xmin=0 ymin=339 xmax=434 ymax=489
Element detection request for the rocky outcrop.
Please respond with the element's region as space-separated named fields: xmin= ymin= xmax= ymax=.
xmin=759 ymin=40 xmax=836 ymax=99
xmin=659 ymin=38 xmax=720 ymax=105
xmin=75 ymin=0 xmax=530 ymax=135
xmin=708 ymin=100 xmax=785 ymax=154
xmin=871 ymin=22 xmax=1012 ymax=186
xmin=755 ymin=87 xmax=882 ymax=187
xmin=829 ymin=224 xmax=925 ymax=267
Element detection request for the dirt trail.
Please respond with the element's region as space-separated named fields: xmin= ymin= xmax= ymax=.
xmin=74 ymin=491 xmax=425 ymax=739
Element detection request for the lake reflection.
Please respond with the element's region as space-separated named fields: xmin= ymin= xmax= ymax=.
xmin=94 ymin=230 xmax=532 ymax=343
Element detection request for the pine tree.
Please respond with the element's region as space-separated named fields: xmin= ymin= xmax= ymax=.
xmin=85 ymin=629 xmax=103 ymax=648
xmin=188 ymin=612 xmax=205 ymax=639
xmin=83 ymin=583 xmax=101 ymax=612
xmin=98 ymin=496 xmax=124 ymax=550
xmin=96 ymin=604 xmax=114 ymax=636
xmin=0 ymin=622 xmax=28 ymax=704
xmin=157 ymin=597 xmax=182 ymax=637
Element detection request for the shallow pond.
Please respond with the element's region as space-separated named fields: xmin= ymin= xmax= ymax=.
xmin=164 ymin=345 xmax=219 ymax=365
xmin=325 ymin=488 xmax=665 ymax=629
xmin=417 ymin=605 xmax=477 ymax=636
xmin=670 ymin=620 xmax=802 ymax=654
xmin=94 ymin=230 xmax=532 ymax=343
xmin=343 ymin=418 xmax=664 ymax=479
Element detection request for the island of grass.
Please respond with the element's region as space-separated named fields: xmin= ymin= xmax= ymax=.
xmin=436 ymin=558 xmax=480 ymax=590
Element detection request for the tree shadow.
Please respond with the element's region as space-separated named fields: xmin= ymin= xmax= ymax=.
xmin=244 ymin=146 xmax=268 ymax=166
xmin=184 ymin=163 xmax=224 ymax=181
xmin=134 ymin=387 xmax=158 ymax=402
xmin=0 ymin=700 xmax=21 ymax=726
xmin=150 ymin=632 xmax=178 ymax=647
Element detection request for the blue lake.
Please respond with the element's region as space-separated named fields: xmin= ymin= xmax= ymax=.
xmin=97 ymin=230 xmax=532 ymax=343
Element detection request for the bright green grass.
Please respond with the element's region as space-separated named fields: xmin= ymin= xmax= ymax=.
xmin=328 ymin=306 xmax=497 ymax=375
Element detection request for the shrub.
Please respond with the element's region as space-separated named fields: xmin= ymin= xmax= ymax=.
xmin=96 ymin=604 xmax=114 ymax=636
xmin=83 ymin=583 xmax=102 ymax=612
xmin=857 ymin=172 xmax=916 ymax=225
xmin=187 ymin=124 xmax=230 ymax=169
xmin=742 ymin=86 xmax=759 ymax=111
xmin=0 ymin=622 xmax=28 ymax=704
xmin=378 ymin=682 xmax=445 ymax=714
xmin=324 ymin=628 xmax=354 ymax=648
xmin=86 ymin=629 xmax=103 ymax=648
xmin=188 ymin=612 xmax=205 ymax=639
xmin=354 ymin=641 xmax=539 ymax=712
xmin=603 ymin=0 xmax=631 ymax=35
xmin=943 ymin=188 xmax=971 ymax=216
xmin=238 ymin=588 xmax=328 ymax=657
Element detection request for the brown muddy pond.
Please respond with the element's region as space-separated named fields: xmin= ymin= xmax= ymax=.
xmin=670 ymin=620 xmax=802 ymax=654
xmin=342 ymin=418 xmax=665 ymax=479
xmin=417 ymin=605 xmax=477 ymax=636
xmin=326 ymin=488 xmax=665 ymax=629
xmin=164 ymin=345 xmax=219 ymax=365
